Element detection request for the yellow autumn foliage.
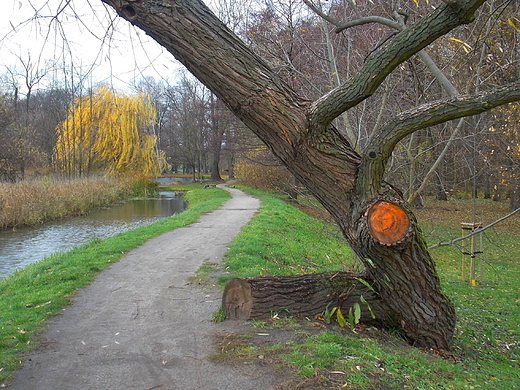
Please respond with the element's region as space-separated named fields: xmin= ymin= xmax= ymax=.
xmin=54 ymin=86 xmax=161 ymax=176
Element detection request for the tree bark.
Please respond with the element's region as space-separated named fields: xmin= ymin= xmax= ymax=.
xmin=223 ymin=271 xmax=395 ymax=325
xmin=101 ymin=0 xmax=520 ymax=350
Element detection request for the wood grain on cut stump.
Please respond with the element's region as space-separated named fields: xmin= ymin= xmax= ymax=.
xmin=222 ymin=278 xmax=253 ymax=320
xmin=367 ymin=201 xmax=410 ymax=245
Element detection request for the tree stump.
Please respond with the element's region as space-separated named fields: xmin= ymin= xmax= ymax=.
xmin=222 ymin=271 xmax=395 ymax=325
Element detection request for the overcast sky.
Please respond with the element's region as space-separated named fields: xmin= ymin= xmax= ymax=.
xmin=0 ymin=0 xmax=182 ymax=94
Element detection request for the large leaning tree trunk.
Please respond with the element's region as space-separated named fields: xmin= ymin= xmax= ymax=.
xmin=102 ymin=0 xmax=520 ymax=350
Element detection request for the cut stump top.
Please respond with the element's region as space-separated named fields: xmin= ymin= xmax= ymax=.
xmin=367 ymin=201 xmax=410 ymax=246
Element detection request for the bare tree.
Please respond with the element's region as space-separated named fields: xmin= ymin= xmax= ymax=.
xmin=0 ymin=86 xmax=16 ymax=181
xmin=164 ymin=74 xmax=211 ymax=179
xmin=2 ymin=55 xmax=55 ymax=179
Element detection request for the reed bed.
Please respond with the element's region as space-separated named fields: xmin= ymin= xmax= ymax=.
xmin=0 ymin=177 xmax=134 ymax=230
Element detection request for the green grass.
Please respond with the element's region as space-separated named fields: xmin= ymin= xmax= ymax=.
xmin=220 ymin=187 xmax=357 ymax=281
xmin=216 ymin=191 xmax=520 ymax=389
xmin=0 ymin=184 xmax=230 ymax=384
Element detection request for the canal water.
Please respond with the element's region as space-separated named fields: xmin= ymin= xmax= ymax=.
xmin=0 ymin=192 xmax=186 ymax=279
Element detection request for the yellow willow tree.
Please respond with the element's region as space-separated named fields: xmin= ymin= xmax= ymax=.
xmin=55 ymin=86 xmax=161 ymax=176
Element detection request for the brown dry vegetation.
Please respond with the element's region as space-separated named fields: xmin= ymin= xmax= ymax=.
xmin=0 ymin=177 xmax=135 ymax=230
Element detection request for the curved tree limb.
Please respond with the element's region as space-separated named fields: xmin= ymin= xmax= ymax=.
xmin=302 ymin=0 xmax=401 ymax=31
xmin=375 ymin=83 xmax=520 ymax=156
xmin=356 ymin=82 xmax=520 ymax=196
xmin=302 ymin=0 xmax=343 ymax=28
xmin=307 ymin=0 xmax=485 ymax=134
xmin=334 ymin=16 xmax=401 ymax=32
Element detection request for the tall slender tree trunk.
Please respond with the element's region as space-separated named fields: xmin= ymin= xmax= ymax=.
xmin=209 ymin=95 xmax=224 ymax=181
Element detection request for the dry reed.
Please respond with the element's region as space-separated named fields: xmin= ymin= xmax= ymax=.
xmin=0 ymin=177 xmax=133 ymax=230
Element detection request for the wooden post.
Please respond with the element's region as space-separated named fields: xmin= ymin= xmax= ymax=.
xmin=461 ymin=224 xmax=466 ymax=281
xmin=470 ymin=233 xmax=476 ymax=286
xmin=479 ymin=230 xmax=484 ymax=282
xmin=460 ymin=222 xmax=483 ymax=285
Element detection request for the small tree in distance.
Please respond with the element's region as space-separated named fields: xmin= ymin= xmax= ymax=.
xmin=55 ymin=86 xmax=161 ymax=177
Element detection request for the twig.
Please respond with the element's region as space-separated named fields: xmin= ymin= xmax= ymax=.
xmin=428 ymin=207 xmax=520 ymax=250
xmin=144 ymin=385 xmax=162 ymax=390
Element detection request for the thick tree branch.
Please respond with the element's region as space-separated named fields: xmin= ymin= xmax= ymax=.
xmin=356 ymin=82 xmax=520 ymax=195
xmin=307 ymin=0 xmax=485 ymax=134
xmin=101 ymin=0 xmax=309 ymax=162
xmin=377 ymin=83 xmax=520 ymax=158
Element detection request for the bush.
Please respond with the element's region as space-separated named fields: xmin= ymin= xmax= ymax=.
xmin=234 ymin=148 xmax=291 ymax=192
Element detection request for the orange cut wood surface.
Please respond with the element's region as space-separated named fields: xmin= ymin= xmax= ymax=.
xmin=367 ymin=201 xmax=410 ymax=245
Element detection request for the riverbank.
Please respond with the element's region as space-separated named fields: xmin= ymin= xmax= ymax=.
xmin=0 ymin=190 xmax=186 ymax=279
xmin=0 ymin=175 xmax=156 ymax=230
xmin=0 ymin=185 xmax=231 ymax=384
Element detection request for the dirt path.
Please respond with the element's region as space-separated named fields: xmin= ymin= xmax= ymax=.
xmin=6 ymin=185 xmax=279 ymax=390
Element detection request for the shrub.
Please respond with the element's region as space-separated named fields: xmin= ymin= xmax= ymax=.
xmin=234 ymin=148 xmax=291 ymax=192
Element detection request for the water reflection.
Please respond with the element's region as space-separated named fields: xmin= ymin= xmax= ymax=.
xmin=155 ymin=177 xmax=194 ymax=184
xmin=0 ymin=192 xmax=185 ymax=278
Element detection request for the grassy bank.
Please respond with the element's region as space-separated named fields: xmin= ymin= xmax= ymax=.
xmin=216 ymin=189 xmax=519 ymax=389
xmin=219 ymin=188 xmax=356 ymax=280
xmin=0 ymin=184 xmax=230 ymax=384
xmin=0 ymin=176 xmax=155 ymax=230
